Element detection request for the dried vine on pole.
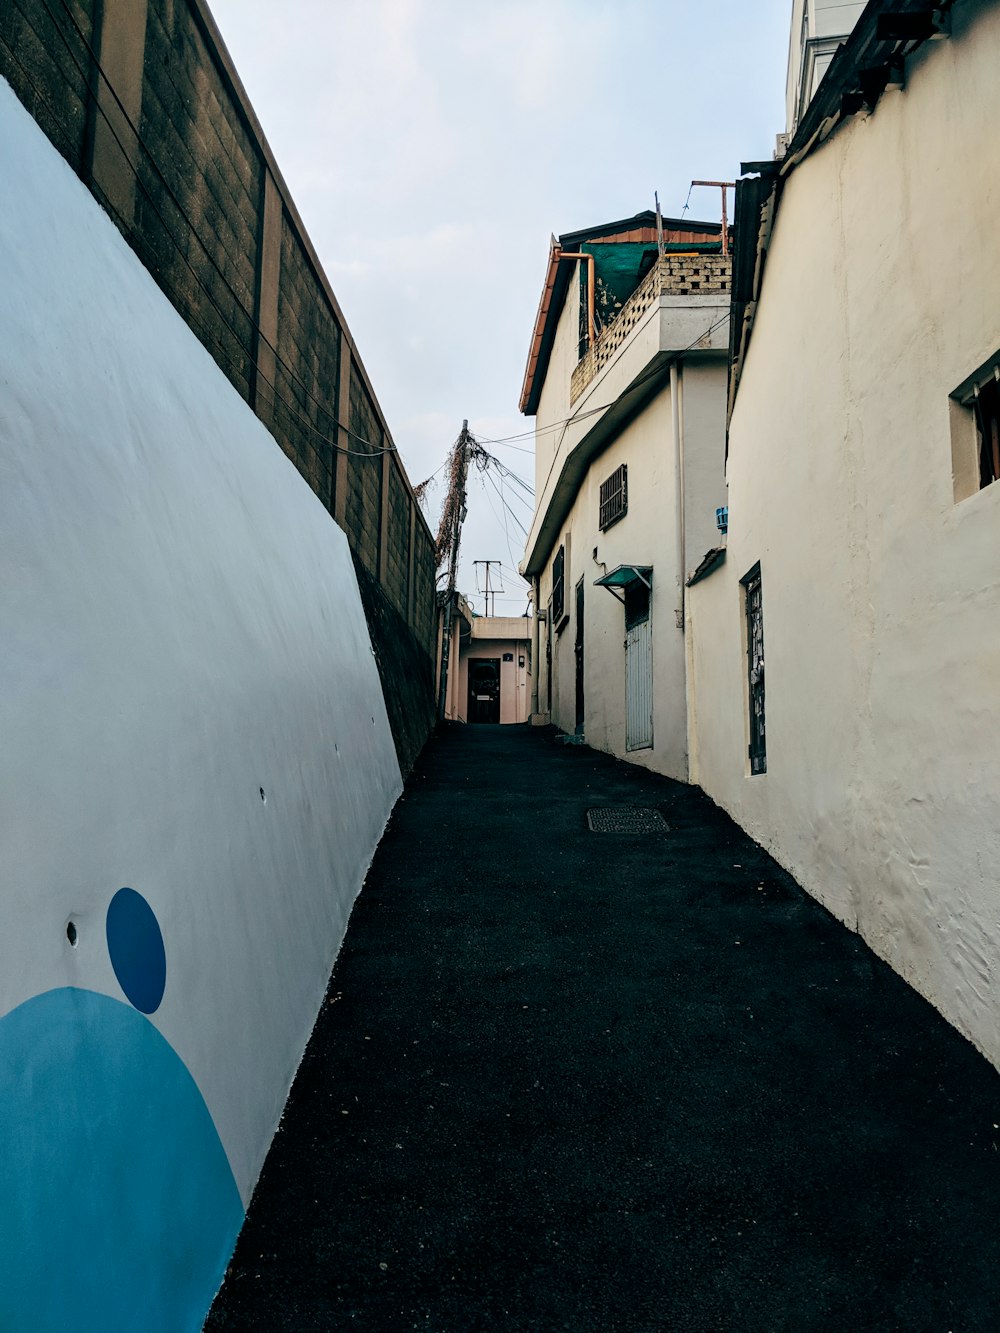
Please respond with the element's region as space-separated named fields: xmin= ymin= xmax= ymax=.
xmin=435 ymin=420 xmax=473 ymax=720
xmin=435 ymin=421 xmax=477 ymax=592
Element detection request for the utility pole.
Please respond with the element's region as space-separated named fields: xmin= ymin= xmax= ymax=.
xmin=689 ymin=180 xmax=736 ymax=257
xmin=474 ymin=560 xmax=501 ymax=617
xmin=436 ymin=421 xmax=473 ymax=722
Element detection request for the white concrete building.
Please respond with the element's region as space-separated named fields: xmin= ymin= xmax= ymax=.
xmin=519 ymin=211 xmax=730 ymax=779
xmin=686 ymin=1 xmax=1000 ymax=1070
xmin=784 ymin=0 xmax=867 ymax=137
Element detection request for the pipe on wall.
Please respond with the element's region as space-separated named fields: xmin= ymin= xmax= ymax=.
xmin=530 ymin=576 xmax=541 ymax=716
xmin=671 ymin=359 xmax=686 ymax=627
xmin=554 ymin=250 xmax=596 ymax=348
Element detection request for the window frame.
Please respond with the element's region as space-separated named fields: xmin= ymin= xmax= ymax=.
xmin=741 ymin=562 xmax=766 ymax=777
xmin=551 ymin=544 xmax=565 ymax=627
xmin=599 ymin=463 xmax=628 ymax=531
xmin=950 ymin=357 xmax=1000 ymax=501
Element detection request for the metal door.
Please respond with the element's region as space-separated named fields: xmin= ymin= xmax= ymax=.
xmin=574 ymin=578 xmax=585 ymax=731
xmin=744 ymin=564 xmax=766 ymax=773
xmin=467 ymin=658 xmax=501 ymax=724
xmin=625 ymin=616 xmax=653 ymax=751
xmin=545 ymin=600 xmax=553 ymax=713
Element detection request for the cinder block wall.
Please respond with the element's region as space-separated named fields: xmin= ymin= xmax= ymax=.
xmin=0 ymin=0 xmax=436 ymax=772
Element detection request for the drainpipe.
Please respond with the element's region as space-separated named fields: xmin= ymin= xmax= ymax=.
xmin=553 ymin=250 xmax=596 ymax=348
xmin=672 ymin=358 xmax=690 ymax=781
xmin=671 ymin=360 xmax=685 ymax=629
xmin=530 ymin=576 xmax=541 ymax=717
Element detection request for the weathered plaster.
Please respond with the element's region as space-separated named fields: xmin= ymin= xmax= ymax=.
xmin=688 ymin=3 xmax=1000 ymax=1069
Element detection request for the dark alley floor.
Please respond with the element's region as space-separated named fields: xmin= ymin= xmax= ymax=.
xmin=207 ymin=724 xmax=1000 ymax=1332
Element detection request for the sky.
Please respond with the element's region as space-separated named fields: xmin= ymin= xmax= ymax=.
xmin=209 ymin=0 xmax=792 ymax=615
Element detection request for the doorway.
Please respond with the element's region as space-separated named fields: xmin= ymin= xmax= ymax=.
xmin=624 ymin=580 xmax=652 ymax=751
xmin=574 ymin=577 xmax=585 ymax=732
xmin=467 ymin=658 xmax=501 ymax=724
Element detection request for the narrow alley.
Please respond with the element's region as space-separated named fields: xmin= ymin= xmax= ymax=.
xmin=207 ymin=725 xmax=1000 ymax=1333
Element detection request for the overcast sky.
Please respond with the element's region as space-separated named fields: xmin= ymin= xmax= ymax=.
xmin=210 ymin=0 xmax=792 ymax=613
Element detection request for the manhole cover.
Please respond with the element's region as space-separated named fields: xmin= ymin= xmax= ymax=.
xmin=586 ymin=806 xmax=669 ymax=833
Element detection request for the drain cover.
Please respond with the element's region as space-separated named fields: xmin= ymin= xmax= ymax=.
xmin=586 ymin=806 xmax=669 ymax=833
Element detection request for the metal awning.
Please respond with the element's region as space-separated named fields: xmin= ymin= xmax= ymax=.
xmin=594 ymin=564 xmax=652 ymax=603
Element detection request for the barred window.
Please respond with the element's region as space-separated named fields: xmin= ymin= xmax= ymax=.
xmin=552 ymin=545 xmax=565 ymax=625
xmin=742 ymin=563 xmax=766 ymax=776
xmin=599 ymin=464 xmax=628 ymax=530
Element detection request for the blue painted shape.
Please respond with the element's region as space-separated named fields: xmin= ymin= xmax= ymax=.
xmin=0 ymin=988 xmax=244 ymax=1333
xmin=106 ymin=887 xmax=166 ymax=1013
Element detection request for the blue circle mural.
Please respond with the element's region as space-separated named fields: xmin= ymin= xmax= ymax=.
xmin=0 ymin=988 xmax=244 ymax=1333
xmin=106 ymin=887 xmax=166 ymax=1013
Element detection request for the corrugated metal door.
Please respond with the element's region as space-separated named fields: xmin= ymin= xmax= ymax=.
xmin=625 ymin=616 xmax=653 ymax=751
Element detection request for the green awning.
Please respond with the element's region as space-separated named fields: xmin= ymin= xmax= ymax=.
xmin=594 ymin=564 xmax=652 ymax=590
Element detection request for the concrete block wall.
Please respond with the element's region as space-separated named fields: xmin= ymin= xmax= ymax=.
xmin=660 ymin=253 xmax=731 ymax=296
xmin=347 ymin=360 xmax=385 ymax=579
xmin=0 ymin=0 xmax=95 ymax=172
xmin=385 ymin=458 xmax=412 ymax=617
xmin=0 ymin=0 xmax=436 ymax=773
xmin=273 ymin=208 xmax=340 ymax=510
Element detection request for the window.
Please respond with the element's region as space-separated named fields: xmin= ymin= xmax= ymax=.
xmin=951 ymin=360 xmax=1000 ymax=500
xmin=973 ymin=374 xmax=1000 ymax=489
xmin=551 ymin=545 xmax=565 ymax=626
xmin=599 ymin=464 xmax=628 ymax=530
xmin=742 ymin=563 xmax=766 ymax=776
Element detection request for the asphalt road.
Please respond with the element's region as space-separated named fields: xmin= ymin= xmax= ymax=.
xmin=207 ymin=724 xmax=1000 ymax=1332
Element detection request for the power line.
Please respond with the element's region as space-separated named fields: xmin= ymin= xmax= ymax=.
xmin=473 ymin=314 xmax=731 ymax=452
xmin=34 ymin=0 xmax=400 ymax=461
xmin=484 ymin=469 xmax=528 ymax=538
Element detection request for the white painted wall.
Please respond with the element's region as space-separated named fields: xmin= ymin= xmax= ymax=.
xmin=534 ymin=272 xmax=582 ymax=497
xmin=535 ymin=357 xmax=727 ymax=779
xmin=688 ymin=3 xmax=1000 ymax=1069
xmin=0 ymin=73 xmax=400 ymax=1318
xmin=785 ymin=0 xmax=867 ymax=134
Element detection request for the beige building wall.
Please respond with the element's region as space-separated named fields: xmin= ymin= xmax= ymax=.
xmin=535 ymin=359 xmax=727 ymax=780
xmin=688 ymin=2 xmax=1000 ymax=1069
xmin=534 ymin=278 xmax=583 ymax=498
xmin=784 ymin=0 xmax=866 ymax=135
xmin=459 ymin=618 xmax=532 ymax=724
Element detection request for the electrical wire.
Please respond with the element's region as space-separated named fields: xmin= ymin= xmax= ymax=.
xmin=474 ymin=312 xmax=731 ymax=452
xmin=30 ymin=1 xmax=732 ymax=500
xmin=484 ymin=468 xmax=528 ymax=538
xmin=35 ymin=0 xmax=400 ymax=460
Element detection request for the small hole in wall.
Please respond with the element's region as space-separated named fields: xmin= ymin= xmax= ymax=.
xmin=334 ymin=743 xmax=339 ymax=753
xmin=259 ymin=787 xmax=266 ymax=803
xmin=66 ymin=921 xmax=78 ymax=947
xmin=371 ymin=716 xmax=375 ymax=725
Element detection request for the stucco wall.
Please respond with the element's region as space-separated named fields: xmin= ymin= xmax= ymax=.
xmin=0 ymin=79 xmax=401 ymax=1331
xmin=535 ymin=354 xmax=726 ymax=779
xmin=688 ymin=1 xmax=1000 ymax=1069
xmin=535 ymin=272 xmax=582 ymax=495
xmin=785 ymin=0 xmax=867 ymax=133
